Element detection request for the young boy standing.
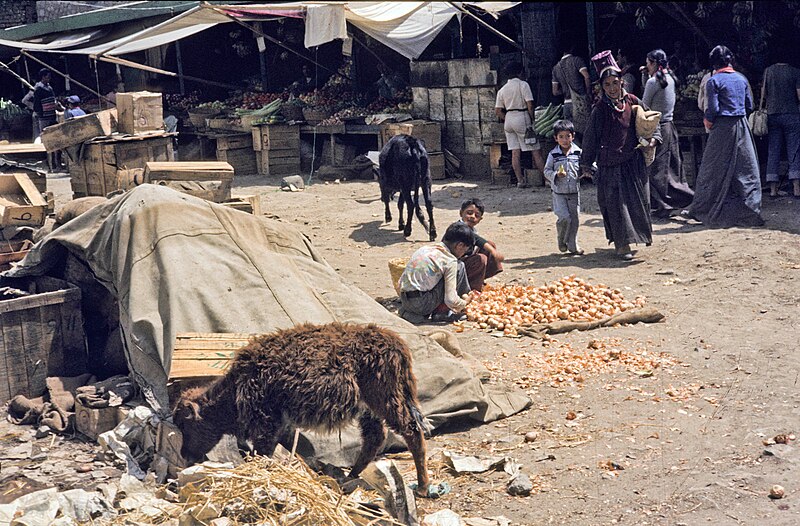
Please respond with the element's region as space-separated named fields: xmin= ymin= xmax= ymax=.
xmin=458 ymin=198 xmax=504 ymax=291
xmin=544 ymin=120 xmax=584 ymax=255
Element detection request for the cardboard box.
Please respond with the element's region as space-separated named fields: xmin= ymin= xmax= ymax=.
xmin=41 ymin=109 xmax=117 ymax=152
xmin=0 ymin=173 xmax=48 ymax=227
xmin=116 ymin=91 xmax=163 ymax=135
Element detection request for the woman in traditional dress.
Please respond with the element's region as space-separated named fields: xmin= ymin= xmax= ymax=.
xmin=642 ymin=49 xmax=694 ymax=218
xmin=687 ymin=46 xmax=764 ymax=227
xmin=580 ymin=50 xmax=660 ymax=261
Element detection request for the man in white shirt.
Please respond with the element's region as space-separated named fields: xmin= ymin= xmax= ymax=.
xmin=495 ymin=61 xmax=545 ymax=188
xmin=398 ymin=222 xmax=474 ymax=324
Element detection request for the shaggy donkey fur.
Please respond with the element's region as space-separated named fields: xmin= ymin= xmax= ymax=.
xmin=173 ymin=322 xmax=430 ymax=494
xmin=378 ymin=134 xmax=437 ymax=241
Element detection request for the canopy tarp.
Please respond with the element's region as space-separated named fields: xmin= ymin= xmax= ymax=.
xmin=3 ymin=185 xmax=530 ymax=465
xmin=0 ymin=2 xmax=520 ymax=59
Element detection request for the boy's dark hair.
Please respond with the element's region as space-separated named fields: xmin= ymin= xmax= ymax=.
xmin=442 ymin=221 xmax=475 ymax=250
xmin=38 ymin=68 xmax=50 ymax=80
xmin=553 ymin=119 xmax=575 ymax=136
xmin=460 ymin=198 xmax=484 ymax=215
xmin=504 ymin=61 xmax=524 ymax=78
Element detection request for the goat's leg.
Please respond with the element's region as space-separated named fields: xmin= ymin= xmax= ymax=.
xmin=382 ymin=191 xmax=392 ymax=223
xmin=422 ymin=180 xmax=436 ymax=241
xmin=403 ymin=191 xmax=414 ymax=238
xmin=397 ymin=194 xmax=405 ymax=232
xmin=348 ymin=412 xmax=387 ymax=479
xmin=413 ymin=185 xmax=430 ymax=234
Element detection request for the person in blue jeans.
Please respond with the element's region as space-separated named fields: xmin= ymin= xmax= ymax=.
xmin=760 ymin=54 xmax=800 ymax=199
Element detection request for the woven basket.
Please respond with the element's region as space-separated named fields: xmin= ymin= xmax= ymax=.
xmin=188 ymin=110 xmax=220 ymax=129
xmin=387 ymin=257 xmax=408 ymax=296
xmin=281 ymin=104 xmax=305 ymax=122
xmin=302 ymin=108 xmax=329 ymax=125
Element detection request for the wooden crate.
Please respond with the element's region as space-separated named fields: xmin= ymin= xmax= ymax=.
xmin=251 ymin=124 xmax=300 ymax=151
xmin=221 ymin=195 xmax=261 ymax=215
xmin=0 ymin=173 xmax=48 ymax=227
xmin=0 ymin=276 xmax=87 ymax=401
xmin=381 ymin=121 xmax=442 ymax=152
xmin=429 ymin=151 xmax=445 ymax=180
xmin=70 ymin=134 xmax=175 ymax=197
xmin=258 ymin=150 xmax=301 ymax=177
xmin=215 ymin=133 xmax=252 ymax=151
xmin=41 ymin=109 xmax=117 ymax=152
xmin=116 ymin=91 xmax=163 ymax=135
xmin=145 ymin=161 xmax=234 ymax=202
xmin=170 ymin=332 xmax=254 ymax=379
xmin=216 ymin=147 xmax=259 ymax=176
xmin=0 ymin=239 xmax=33 ymax=271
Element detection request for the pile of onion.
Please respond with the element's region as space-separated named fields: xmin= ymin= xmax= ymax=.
xmin=462 ymin=276 xmax=646 ymax=336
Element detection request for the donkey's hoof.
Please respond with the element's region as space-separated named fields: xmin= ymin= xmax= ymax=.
xmin=429 ymin=230 xmax=437 ymax=242
xmin=403 ymin=228 xmax=412 ymax=238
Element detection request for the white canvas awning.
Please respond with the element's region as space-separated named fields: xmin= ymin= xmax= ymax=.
xmin=0 ymin=2 xmax=520 ymax=59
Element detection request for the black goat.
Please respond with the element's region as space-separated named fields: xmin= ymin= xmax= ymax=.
xmin=378 ymin=134 xmax=437 ymax=241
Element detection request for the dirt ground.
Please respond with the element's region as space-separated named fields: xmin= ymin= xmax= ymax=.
xmin=5 ymin=169 xmax=800 ymax=525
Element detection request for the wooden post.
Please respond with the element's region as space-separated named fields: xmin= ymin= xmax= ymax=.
xmin=520 ymin=3 xmax=557 ymax=106
xmin=586 ymin=2 xmax=596 ymax=58
xmin=175 ymin=40 xmax=186 ymax=95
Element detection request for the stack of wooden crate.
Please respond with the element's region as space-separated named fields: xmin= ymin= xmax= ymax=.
xmin=409 ymin=58 xmax=501 ymax=178
xmin=214 ymin=133 xmax=258 ymax=176
xmin=41 ymin=91 xmax=175 ymax=198
xmin=381 ymin=121 xmax=445 ymax=179
xmin=251 ymin=124 xmax=301 ymax=178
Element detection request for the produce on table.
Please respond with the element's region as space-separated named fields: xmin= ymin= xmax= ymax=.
xmin=679 ymin=70 xmax=709 ymax=101
xmin=533 ymin=104 xmax=564 ymax=138
xmin=462 ymin=276 xmax=646 ymax=336
xmin=165 ymin=91 xmax=201 ymax=112
xmin=0 ymin=98 xmax=30 ymax=121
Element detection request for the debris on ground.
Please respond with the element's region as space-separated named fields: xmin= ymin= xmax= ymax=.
xmin=484 ymin=337 xmax=682 ymax=389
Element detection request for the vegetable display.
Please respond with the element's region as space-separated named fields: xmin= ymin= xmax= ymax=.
xmin=0 ymin=98 xmax=30 ymax=121
xmin=462 ymin=276 xmax=646 ymax=337
xmin=533 ymin=104 xmax=564 ymax=138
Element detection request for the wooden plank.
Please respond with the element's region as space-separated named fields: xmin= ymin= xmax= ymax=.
xmin=0 ymin=174 xmax=47 ymax=227
xmin=463 ymin=122 xmax=483 ymax=154
xmin=58 ymin=301 xmax=87 ymax=377
xmin=428 ymin=88 xmax=445 ymax=121
xmin=40 ymin=109 xmax=117 ymax=152
xmin=221 ymin=195 xmax=261 ymax=215
xmin=446 ymin=59 xmax=497 ymax=87
xmin=0 ymin=143 xmax=47 ymax=155
xmin=478 ymin=87 xmax=498 ymax=124
xmin=215 ymin=133 xmax=252 ymax=151
xmin=116 ymin=91 xmax=163 ymax=135
xmin=444 ymin=88 xmax=462 ymax=122
xmin=411 ymin=87 xmax=429 ymax=120
xmin=460 ymin=88 xmax=480 ymax=121
xmin=2 ymin=310 xmax=30 ymax=398
xmin=0 ymin=319 xmax=9 ymax=401
xmin=409 ymin=60 xmax=449 ymax=87
xmin=429 ymin=152 xmax=445 ymax=180
xmin=215 ymin=148 xmax=258 ymax=176
xmin=19 ymin=305 xmax=46 ymax=397
xmin=170 ymin=332 xmax=254 ymax=379
xmin=144 ymin=162 xmax=234 ymax=181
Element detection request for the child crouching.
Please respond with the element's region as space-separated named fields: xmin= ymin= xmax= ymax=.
xmin=544 ymin=119 xmax=585 ymax=255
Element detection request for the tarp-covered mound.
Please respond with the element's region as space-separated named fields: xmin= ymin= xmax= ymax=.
xmin=5 ymin=185 xmax=529 ymax=465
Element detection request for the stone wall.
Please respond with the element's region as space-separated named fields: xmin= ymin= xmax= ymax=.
xmin=36 ymin=0 xmax=128 ymax=22
xmin=0 ymin=0 xmax=36 ymax=29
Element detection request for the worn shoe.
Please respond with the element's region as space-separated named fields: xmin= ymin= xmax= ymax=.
xmin=569 ymin=247 xmax=585 ymax=255
xmin=558 ymin=243 xmax=569 ymax=253
xmin=619 ymin=252 xmax=635 ymax=261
